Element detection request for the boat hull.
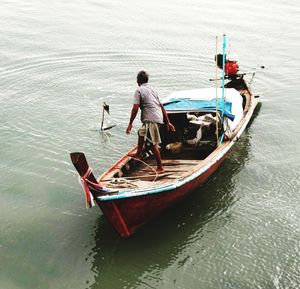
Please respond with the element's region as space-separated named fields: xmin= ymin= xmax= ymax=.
xmin=70 ymin=76 xmax=259 ymax=238
xmin=97 ymin=152 xmax=227 ymax=237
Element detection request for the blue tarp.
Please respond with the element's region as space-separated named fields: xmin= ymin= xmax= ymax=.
xmin=163 ymin=98 xmax=235 ymax=121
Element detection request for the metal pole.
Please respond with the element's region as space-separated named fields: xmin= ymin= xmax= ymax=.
xmin=220 ymin=34 xmax=227 ymax=144
xmin=221 ymin=34 xmax=226 ymax=120
xmin=215 ymin=36 xmax=219 ymax=145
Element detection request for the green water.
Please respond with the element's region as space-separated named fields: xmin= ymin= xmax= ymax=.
xmin=1 ymin=0 xmax=299 ymax=288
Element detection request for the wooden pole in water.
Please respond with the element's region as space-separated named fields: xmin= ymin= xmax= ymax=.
xmin=215 ymin=36 xmax=219 ymax=146
xmin=100 ymin=103 xmax=105 ymax=131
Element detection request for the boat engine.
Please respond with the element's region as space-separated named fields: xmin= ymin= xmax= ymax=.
xmin=215 ymin=54 xmax=239 ymax=78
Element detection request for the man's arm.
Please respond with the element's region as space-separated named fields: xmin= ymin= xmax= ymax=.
xmin=160 ymin=104 xmax=175 ymax=132
xmin=126 ymin=104 xmax=139 ymax=134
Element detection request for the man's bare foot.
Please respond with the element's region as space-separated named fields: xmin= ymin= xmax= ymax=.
xmin=155 ymin=167 xmax=165 ymax=174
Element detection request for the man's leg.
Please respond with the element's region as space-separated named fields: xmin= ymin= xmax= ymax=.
xmin=135 ymin=135 xmax=145 ymax=157
xmin=128 ymin=135 xmax=144 ymax=159
xmin=147 ymin=123 xmax=164 ymax=173
xmin=150 ymin=144 xmax=164 ymax=173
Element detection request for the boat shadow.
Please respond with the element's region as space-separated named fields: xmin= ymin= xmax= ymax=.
xmin=88 ymin=114 xmax=259 ymax=289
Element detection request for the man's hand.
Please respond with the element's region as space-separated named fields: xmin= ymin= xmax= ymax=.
xmin=126 ymin=104 xmax=139 ymax=135
xmin=166 ymin=122 xmax=176 ymax=132
xmin=160 ymin=104 xmax=175 ymax=132
xmin=126 ymin=123 xmax=132 ymax=134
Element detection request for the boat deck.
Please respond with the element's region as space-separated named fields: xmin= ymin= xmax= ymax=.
xmin=100 ymin=156 xmax=202 ymax=190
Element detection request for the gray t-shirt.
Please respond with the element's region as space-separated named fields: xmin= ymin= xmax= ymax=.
xmin=134 ymin=83 xmax=164 ymax=124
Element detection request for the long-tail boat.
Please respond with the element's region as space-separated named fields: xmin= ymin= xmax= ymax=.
xmin=70 ymin=41 xmax=260 ymax=237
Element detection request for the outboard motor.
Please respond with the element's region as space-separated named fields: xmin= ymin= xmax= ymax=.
xmin=215 ymin=54 xmax=239 ymax=78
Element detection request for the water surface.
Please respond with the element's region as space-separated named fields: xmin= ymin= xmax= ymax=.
xmin=0 ymin=0 xmax=299 ymax=288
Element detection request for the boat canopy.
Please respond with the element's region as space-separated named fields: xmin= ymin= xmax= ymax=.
xmin=163 ymin=98 xmax=234 ymax=121
xmin=162 ymin=87 xmax=244 ymax=130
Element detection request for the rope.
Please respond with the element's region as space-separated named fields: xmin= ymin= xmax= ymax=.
xmin=78 ymin=167 xmax=109 ymax=193
xmin=101 ymin=129 xmax=159 ymax=182
xmin=248 ymin=71 xmax=256 ymax=86
xmin=78 ymin=167 xmax=95 ymax=208
xmin=106 ymin=178 xmax=138 ymax=189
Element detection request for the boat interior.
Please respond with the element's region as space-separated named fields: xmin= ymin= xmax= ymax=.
xmin=99 ymin=117 xmax=218 ymax=190
xmin=99 ymin=77 xmax=251 ymax=189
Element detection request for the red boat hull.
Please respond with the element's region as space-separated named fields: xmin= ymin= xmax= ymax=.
xmin=97 ymin=152 xmax=227 ymax=237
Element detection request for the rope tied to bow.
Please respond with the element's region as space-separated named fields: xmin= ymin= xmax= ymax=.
xmin=79 ymin=167 xmax=109 ymax=208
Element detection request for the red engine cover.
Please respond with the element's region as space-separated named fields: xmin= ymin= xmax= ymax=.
xmin=225 ymin=61 xmax=239 ymax=75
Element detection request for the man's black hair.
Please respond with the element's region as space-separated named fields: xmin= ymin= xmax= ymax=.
xmin=137 ymin=70 xmax=149 ymax=85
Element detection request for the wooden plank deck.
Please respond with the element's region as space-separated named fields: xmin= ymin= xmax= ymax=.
xmin=101 ymin=158 xmax=203 ymax=190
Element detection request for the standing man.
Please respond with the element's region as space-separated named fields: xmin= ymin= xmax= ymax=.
xmin=126 ymin=70 xmax=175 ymax=174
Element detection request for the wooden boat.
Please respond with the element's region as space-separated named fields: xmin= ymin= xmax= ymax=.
xmin=70 ymin=71 xmax=259 ymax=237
